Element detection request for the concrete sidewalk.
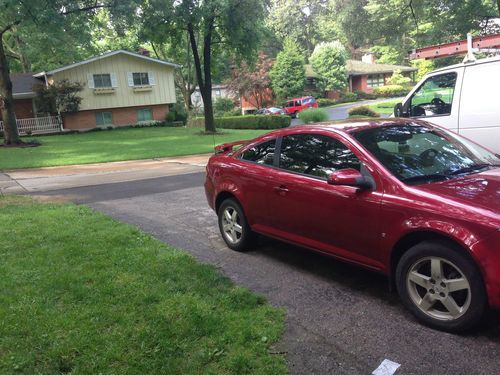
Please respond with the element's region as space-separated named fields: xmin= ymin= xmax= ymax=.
xmin=1 ymin=154 xmax=211 ymax=193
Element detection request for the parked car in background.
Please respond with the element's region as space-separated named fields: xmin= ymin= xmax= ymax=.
xmin=205 ymin=118 xmax=500 ymax=332
xmin=255 ymin=107 xmax=286 ymax=115
xmin=282 ymin=96 xmax=318 ymax=118
xmin=394 ymin=55 xmax=500 ymax=153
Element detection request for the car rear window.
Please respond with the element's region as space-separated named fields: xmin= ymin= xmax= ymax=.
xmin=302 ymin=97 xmax=316 ymax=105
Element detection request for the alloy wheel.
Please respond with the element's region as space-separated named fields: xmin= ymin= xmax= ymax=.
xmin=221 ymin=206 xmax=243 ymax=244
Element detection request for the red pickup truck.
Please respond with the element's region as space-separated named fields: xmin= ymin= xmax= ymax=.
xmin=282 ymin=96 xmax=318 ymax=118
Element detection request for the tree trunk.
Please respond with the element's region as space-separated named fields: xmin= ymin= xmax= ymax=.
xmin=497 ymin=0 xmax=500 ymax=16
xmin=0 ymin=37 xmax=20 ymax=145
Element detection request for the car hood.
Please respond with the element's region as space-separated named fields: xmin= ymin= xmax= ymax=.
xmin=416 ymin=167 xmax=500 ymax=216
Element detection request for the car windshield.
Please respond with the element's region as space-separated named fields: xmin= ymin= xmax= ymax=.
xmin=303 ymin=97 xmax=315 ymax=104
xmin=352 ymin=123 xmax=500 ymax=185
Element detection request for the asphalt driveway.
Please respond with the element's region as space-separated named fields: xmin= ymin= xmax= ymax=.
xmin=21 ymin=164 xmax=500 ymax=375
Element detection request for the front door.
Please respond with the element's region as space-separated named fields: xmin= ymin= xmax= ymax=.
xmin=265 ymin=132 xmax=384 ymax=269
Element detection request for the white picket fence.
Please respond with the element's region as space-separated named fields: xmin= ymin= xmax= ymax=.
xmin=0 ymin=116 xmax=62 ymax=135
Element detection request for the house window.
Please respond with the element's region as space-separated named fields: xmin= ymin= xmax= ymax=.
xmin=96 ymin=112 xmax=113 ymax=126
xmin=367 ymin=74 xmax=385 ymax=88
xmin=93 ymin=74 xmax=112 ymax=88
xmin=137 ymin=108 xmax=153 ymax=122
xmin=133 ymin=72 xmax=150 ymax=86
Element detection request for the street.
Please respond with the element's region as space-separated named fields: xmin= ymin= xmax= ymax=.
xmin=7 ymin=159 xmax=498 ymax=375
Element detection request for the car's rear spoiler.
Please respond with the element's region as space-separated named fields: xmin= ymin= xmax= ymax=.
xmin=215 ymin=140 xmax=249 ymax=154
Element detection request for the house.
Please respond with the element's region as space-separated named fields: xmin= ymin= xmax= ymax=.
xmin=34 ymin=50 xmax=180 ymax=130
xmin=0 ymin=73 xmax=43 ymax=120
xmin=305 ymin=54 xmax=417 ymax=95
xmin=191 ymin=84 xmax=235 ymax=109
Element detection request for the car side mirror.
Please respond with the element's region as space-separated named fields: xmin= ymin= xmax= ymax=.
xmin=327 ymin=168 xmax=374 ymax=190
xmin=394 ymin=102 xmax=409 ymax=118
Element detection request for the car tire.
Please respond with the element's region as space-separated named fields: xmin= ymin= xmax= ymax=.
xmin=218 ymin=198 xmax=253 ymax=251
xmin=396 ymin=240 xmax=487 ymax=332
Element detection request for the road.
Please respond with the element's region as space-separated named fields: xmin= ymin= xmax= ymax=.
xmin=291 ymin=98 xmax=399 ymax=126
xmin=7 ymin=159 xmax=498 ymax=375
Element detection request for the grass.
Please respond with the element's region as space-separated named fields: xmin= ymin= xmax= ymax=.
xmin=0 ymin=127 xmax=270 ymax=170
xmin=0 ymin=196 xmax=286 ymax=374
xmin=367 ymin=100 xmax=399 ymax=115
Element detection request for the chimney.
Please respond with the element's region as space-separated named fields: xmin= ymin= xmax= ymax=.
xmin=138 ymin=48 xmax=150 ymax=57
xmin=361 ymin=53 xmax=376 ymax=64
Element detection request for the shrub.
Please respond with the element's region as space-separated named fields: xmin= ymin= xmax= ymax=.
xmin=299 ymin=108 xmax=329 ymax=124
xmin=219 ymin=107 xmax=242 ymax=117
xmin=340 ymin=91 xmax=358 ymax=103
xmin=348 ymin=105 xmax=380 ymax=118
xmin=189 ymin=115 xmax=291 ymax=129
xmin=354 ymin=91 xmax=377 ymax=100
xmin=373 ymin=85 xmax=410 ymax=98
xmin=387 ymin=69 xmax=412 ymax=86
xmin=317 ymin=98 xmax=337 ymax=107
xmin=214 ymin=97 xmax=235 ymax=115
xmin=167 ymin=103 xmax=188 ymax=124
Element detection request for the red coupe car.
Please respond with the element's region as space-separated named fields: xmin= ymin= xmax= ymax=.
xmin=204 ymin=119 xmax=500 ymax=332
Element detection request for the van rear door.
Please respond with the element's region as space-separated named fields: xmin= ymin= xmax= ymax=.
xmin=458 ymin=59 xmax=500 ymax=152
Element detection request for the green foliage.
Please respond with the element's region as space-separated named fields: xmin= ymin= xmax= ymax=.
xmin=387 ymin=69 xmax=412 ymax=86
xmin=367 ymin=100 xmax=400 ymax=115
xmin=219 ymin=108 xmax=242 ymax=117
xmin=299 ymin=108 xmax=329 ymax=124
xmin=0 ymin=197 xmax=286 ymax=374
xmin=166 ymin=103 xmax=188 ymax=124
xmin=310 ymin=41 xmax=348 ymax=91
xmin=190 ymin=115 xmax=291 ymax=129
xmin=369 ymin=45 xmax=403 ymax=65
xmin=340 ymin=91 xmax=358 ymax=103
xmin=354 ymin=91 xmax=377 ymax=100
xmin=411 ymin=59 xmax=436 ymax=81
xmin=373 ymin=85 xmax=410 ymax=98
xmin=348 ymin=105 xmax=381 ymax=118
xmin=269 ymin=40 xmax=306 ymax=101
xmin=34 ymin=79 xmax=83 ymax=114
xmin=214 ymin=98 xmax=235 ymax=116
xmin=317 ymin=98 xmax=337 ymax=107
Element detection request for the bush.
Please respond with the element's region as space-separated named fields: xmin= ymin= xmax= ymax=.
xmin=214 ymin=97 xmax=235 ymax=116
xmin=299 ymin=108 xmax=329 ymax=124
xmin=348 ymin=105 xmax=381 ymax=118
xmin=387 ymin=69 xmax=412 ymax=86
xmin=354 ymin=91 xmax=377 ymax=100
xmin=317 ymin=98 xmax=337 ymax=107
xmin=189 ymin=115 xmax=291 ymax=129
xmin=219 ymin=107 xmax=242 ymax=117
xmin=373 ymin=85 xmax=410 ymax=98
xmin=340 ymin=91 xmax=358 ymax=103
xmin=167 ymin=103 xmax=188 ymax=124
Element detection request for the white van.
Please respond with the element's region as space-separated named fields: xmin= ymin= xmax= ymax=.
xmin=394 ymin=55 xmax=500 ymax=153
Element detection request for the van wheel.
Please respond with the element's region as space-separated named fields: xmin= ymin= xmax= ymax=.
xmin=396 ymin=241 xmax=486 ymax=332
xmin=218 ymin=198 xmax=253 ymax=251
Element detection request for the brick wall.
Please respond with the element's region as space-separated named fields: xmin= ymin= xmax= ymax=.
xmin=62 ymin=104 xmax=169 ymax=130
xmin=0 ymin=98 xmax=34 ymax=119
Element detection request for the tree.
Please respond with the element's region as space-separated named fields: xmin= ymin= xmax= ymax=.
xmin=309 ymin=41 xmax=348 ymax=92
xmin=387 ymin=69 xmax=412 ymax=86
xmin=269 ymin=40 xmax=305 ymax=101
xmin=34 ymin=79 xmax=84 ymax=115
xmin=227 ymin=52 xmax=274 ymax=110
xmin=140 ymin=0 xmax=267 ymax=133
xmin=0 ymin=0 xmax=118 ymax=146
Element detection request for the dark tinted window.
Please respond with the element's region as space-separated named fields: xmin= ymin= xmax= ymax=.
xmin=409 ymin=73 xmax=457 ymax=117
xmin=279 ymin=134 xmax=360 ymax=179
xmin=240 ymin=139 xmax=276 ymax=166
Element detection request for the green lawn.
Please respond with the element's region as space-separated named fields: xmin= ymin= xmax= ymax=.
xmin=0 ymin=127 xmax=269 ymax=170
xmin=367 ymin=100 xmax=399 ymax=115
xmin=0 ymin=196 xmax=286 ymax=374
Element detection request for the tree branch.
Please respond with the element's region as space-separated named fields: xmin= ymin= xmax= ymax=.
xmin=0 ymin=21 xmax=21 ymax=37
xmin=61 ymin=1 xmax=114 ymax=15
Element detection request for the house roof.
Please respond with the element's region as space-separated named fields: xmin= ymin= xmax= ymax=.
xmin=9 ymin=73 xmax=43 ymax=98
xmin=305 ymin=60 xmax=416 ymax=78
xmin=34 ymin=50 xmax=181 ymax=77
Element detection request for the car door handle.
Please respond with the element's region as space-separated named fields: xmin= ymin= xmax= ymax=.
xmin=274 ymin=185 xmax=289 ymax=195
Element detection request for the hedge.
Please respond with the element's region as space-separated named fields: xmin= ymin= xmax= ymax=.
xmin=317 ymin=98 xmax=337 ymax=107
xmin=373 ymin=85 xmax=410 ymax=98
xmin=348 ymin=105 xmax=381 ymax=118
xmin=189 ymin=115 xmax=291 ymax=129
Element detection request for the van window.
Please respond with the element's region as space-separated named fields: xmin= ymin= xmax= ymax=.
xmin=409 ymin=73 xmax=457 ymax=118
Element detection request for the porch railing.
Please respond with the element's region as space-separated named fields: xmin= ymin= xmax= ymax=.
xmin=0 ymin=115 xmax=62 ymax=135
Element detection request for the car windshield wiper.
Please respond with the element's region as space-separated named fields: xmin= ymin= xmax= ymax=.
xmin=402 ymin=173 xmax=450 ymax=185
xmin=446 ymin=164 xmax=493 ymax=176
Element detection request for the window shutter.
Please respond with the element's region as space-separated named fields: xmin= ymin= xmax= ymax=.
xmin=110 ymin=73 xmax=118 ymax=88
xmin=87 ymin=74 xmax=95 ymax=89
xmin=127 ymin=72 xmax=134 ymax=87
xmin=148 ymin=72 xmax=155 ymax=85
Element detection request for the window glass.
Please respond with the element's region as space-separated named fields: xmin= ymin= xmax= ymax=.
xmin=409 ymin=73 xmax=457 ymax=117
xmin=133 ymin=72 xmax=150 ymax=86
xmin=93 ymin=74 xmax=112 ymax=88
xmin=137 ymin=108 xmax=153 ymax=122
xmin=367 ymin=74 xmax=385 ymax=88
xmin=353 ymin=123 xmax=500 ymax=185
xmin=279 ymin=134 xmax=360 ymax=179
xmin=96 ymin=112 xmax=113 ymax=126
xmin=240 ymin=139 xmax=276 ymax=166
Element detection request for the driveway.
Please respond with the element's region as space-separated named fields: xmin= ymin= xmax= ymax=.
xmin=10 ymin=160 xmax=499 ymax=375
xmin=291 ymin=98 xmax=401 ymax=126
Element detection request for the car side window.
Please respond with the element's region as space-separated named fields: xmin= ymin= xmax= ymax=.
xmin=240 ymin=139 xmax=276 ymax=166
xmin=409 ymin=73 xmax=457 ymax=117
xmin=279 ymin=134 xmax=361 ymax=179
